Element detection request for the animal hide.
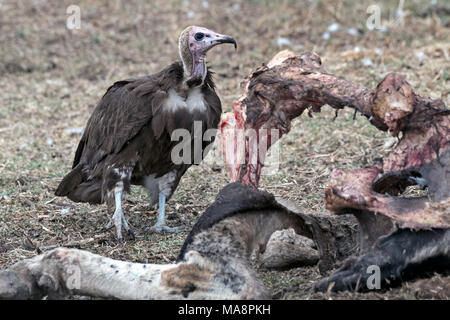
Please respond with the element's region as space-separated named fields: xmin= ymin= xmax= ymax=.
xmin=0 ymin=183 xmax=357 ymax=300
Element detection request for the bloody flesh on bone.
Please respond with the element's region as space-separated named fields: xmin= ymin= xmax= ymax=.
xmin=220 ymin=50 xmax=450 ymax=292
xmin=220 ymin=50 xmax=450 ymax=232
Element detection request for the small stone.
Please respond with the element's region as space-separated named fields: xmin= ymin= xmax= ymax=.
xmin=327 ymin=23 xmax=340 ymax=33
xmin=362 ymin=57 xmax=375 ymax=67
xmin=416 ymin=52 xmax=427 ymax=62
xmin=276 ymin=37 xmax=292 ymax=47
xmin=259 ymin=228 xmax=319 ymax=269
xmin=347 ymin=28 xmax=358 ymax=36
xmin=60 ymin=207 xmax=72 ymax=216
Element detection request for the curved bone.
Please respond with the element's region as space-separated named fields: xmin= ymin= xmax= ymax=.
xmin=220 ymin=50 xmax=450 ymax=231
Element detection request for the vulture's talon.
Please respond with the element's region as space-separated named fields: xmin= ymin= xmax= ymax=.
xmin=103 ymin=220 xmax=113 ymax=231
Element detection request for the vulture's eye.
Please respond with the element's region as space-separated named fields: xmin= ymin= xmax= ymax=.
xmin=194 ymin=32 xmax=204 ymax=41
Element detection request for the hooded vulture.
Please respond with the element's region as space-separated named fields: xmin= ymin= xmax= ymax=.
xmin=55 ymin=26 xmax=237 ymax=242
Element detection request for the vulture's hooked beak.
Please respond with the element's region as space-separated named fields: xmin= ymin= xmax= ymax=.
xmin=210 ymin=34 xmax=237 ymax=51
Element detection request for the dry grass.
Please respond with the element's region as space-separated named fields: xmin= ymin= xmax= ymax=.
xmin=0 ymin=0 xmax=448 ymax=299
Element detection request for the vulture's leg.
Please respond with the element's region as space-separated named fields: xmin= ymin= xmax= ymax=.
xmin=144 ymin=171 xmax=183 ymax=233
xmin=103 ymin=201 xmax=114 ymax=230
xmin=105 ymin=182 xmax=135 ymax=242
xmin=144 ymin=193 xmax=182 ymax=233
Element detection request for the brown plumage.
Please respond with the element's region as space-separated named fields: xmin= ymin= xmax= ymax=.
xmin=56 ymin=63 xmax=220 ymax=203
xmin=55 ymin=26 xmax=236 ymax=241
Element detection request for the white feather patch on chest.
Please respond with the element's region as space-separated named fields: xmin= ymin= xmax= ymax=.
xmin=164 ymin=88 xmax=206 ymax=113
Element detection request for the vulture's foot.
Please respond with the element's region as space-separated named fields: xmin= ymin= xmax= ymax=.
xmin=314 ymin=228 xmax=450 ymax=293
xmin=143 ymin=223 xmax=183 ymax=234
xmin=104 ymin=208 xmax=135 ymax=243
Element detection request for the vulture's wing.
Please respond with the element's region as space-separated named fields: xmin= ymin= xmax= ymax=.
xmin=73 ymin=62 xmax=184 ymax=168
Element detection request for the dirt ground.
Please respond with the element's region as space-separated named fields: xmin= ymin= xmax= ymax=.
xmin=0 ymin=0 xmax=449 ymax=300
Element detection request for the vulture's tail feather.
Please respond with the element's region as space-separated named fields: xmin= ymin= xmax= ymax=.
xmin=55 ymin=164 xmax=84 ymax=197
xmin=55 ymin=165 xmax=103 ymax=204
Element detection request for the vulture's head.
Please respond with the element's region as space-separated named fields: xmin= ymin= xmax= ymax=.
xmin=179 ymin=26 xmax=237 ymax=87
